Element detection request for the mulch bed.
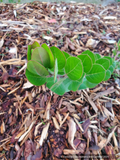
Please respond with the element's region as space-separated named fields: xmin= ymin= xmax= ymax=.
xmin=0 ymin=1 xmax=120 ymax=160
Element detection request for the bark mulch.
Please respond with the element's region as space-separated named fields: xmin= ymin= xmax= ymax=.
xmin=0 ymin=1 xmax=120 ymax=160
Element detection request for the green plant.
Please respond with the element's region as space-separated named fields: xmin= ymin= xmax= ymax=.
xmin=25 ymin=41 xmax=116 ymax=95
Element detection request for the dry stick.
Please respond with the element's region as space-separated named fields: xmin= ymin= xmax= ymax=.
xmin=74 ymin=117 xmax=84 ymax=132
xmin=0 ymin=59 xmax=26 ymax=65
xmin=93 ymin=87 xmax=116 ymax=101
xmin=0 ymin=64 xmax=7 ymax=73
xmin=83 ymin=90 xmax=98 ymax=113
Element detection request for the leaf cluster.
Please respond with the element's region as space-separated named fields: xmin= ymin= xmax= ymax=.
xmin=25 ymin=41 xmax=116 ymax=95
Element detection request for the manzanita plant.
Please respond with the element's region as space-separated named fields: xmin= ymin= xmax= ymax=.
xmin=25 ymin=41 xmax=116 ymax=95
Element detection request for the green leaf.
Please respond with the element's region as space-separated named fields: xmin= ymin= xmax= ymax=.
xmin=50 ymin=77 xmax=70 ymax=95
xmin=31 ymin=47 xmax=50 ymax=68
xmin=62 ymin=77 xmax=71 ymax=93
xmin=50 ymin=46 xmax=66 ymax=70
xmin=86 ymin=64 xmax=105 ymax=83
xmin=65 ymin=57 xmax=83 ymax=80
xmin=68 ymin=73 xmax=85 ymax=91
xmin=78 ymin=77 xmax=98 ymax=90
xmin=104 ymin=70 xmax=111 ymax=81
xmin=41 ymin=43 xmax=54 ymax=68
xmin=81 ymin=50 xmax=95 ymax=64
xmin=25 ymin=69 xmax=46 ymax=86
xmin=58 ymin=68 xmax=65 ymax=75
xmin=27 ymin=41 xmax=40 ymax=61
xmin=27 ymin=60 xmax=49 ymax=77
xmin=46 ymin=77 xmax=56 ymax=89
xmin=96 ymin=58 xmax=110 ymax=70
xmin=95 ymin=53 xmax=101 ymax=61
xmin=112 ymin=61 xmax=116 ymax=70
xmin=108 ymin=61 xmax=116 ymax=74
xmin=104 ymin=57 xmax=112 ymax=65
xmin=62 ymin=51 xmax=70 ymax=59
xmin=85 ymin=79 xmax=98 ymax=88
xmin=109 ymin=66 xmax=114 ymax=74
xmin=54 ymin=59 xmax=58 ymax=82
xmin=77 ymin=54 xmax=92 ymax=73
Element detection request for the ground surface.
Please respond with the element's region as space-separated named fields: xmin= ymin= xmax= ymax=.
xmin=0 ymin=2 xmax=120 ymax=160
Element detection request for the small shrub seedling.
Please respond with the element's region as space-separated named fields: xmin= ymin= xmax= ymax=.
xmin=25 ymin=41 xmax=116 ymax=95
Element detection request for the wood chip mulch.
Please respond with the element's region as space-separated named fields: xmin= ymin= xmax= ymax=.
xmin=0 ymin=2 xmax=120 ymax=160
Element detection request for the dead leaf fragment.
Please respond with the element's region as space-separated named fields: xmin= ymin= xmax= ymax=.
xmin=24 ymin=140 xmax=33 ymax=160
xmin=82 ymin=119 xmax=91 ymax=134
xmin=9 ymin=46 xmax=17 ymax=58
xmin=0 ymin=38 xmax=4 ymax=49
xmin=68 ymin=118 xmax=76 ymax=150
xmin=98 ymin=138 xmax=107 ymax=150
xmin=2 ymin=72 xmax=9 ymax=84
xmin=23 ymin=81 xmax=34 ymax=89
xmin=31 ymin=148 xmax=43 ymax=160
xmin=52 ymin=117 xmax=60 ymax=130
xmin=86 ymin=38 xmax=99 ymax=49
xmin=43 ymin=36 xmax=53 ymax=41
xmin=1 ymin=121 xmax=5 ymax=134
xmin=105 ymin=145 xmax=116 ymax=160
xmin=66 ymin=37 xmax=76 ymax=50
xmin=103 ymin=39 xmax=116 ymax=44
xmin=103 ymin=16 xmax=117 ymax=20
xmin=14 ymin=146 xmax=23 ymax=160
xmin=39 ymin=122 xmax=50 ymax=146
xmin=83 ymin=90 xmax=98 ymax=113
xmin=18 ymin=120 xmax=36 ymax=142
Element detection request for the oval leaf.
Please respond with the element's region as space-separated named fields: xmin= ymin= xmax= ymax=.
xmin=41 ymin=43 xmax=54 ymax=68
xmin=78 ymin=77 xmax=98 ymax=90
xmin=50 ymin=46 xmax=66 ymax=70
xmin=31 ymin=47 xmax=50 ymax=68
xmin=95 ymin=53 xmax=101 ymax=61
xmin=108 ymin=61 xmax=116 ymax=74
xmin=62 ymin=51 xmax=70 ymax=59
xmin=104 ymin=70 xmax=111 ymax=81
xmin=50 ymin=77 xmax=71 ymax=95
xmin=65 ymin=57 xmax=83 ymax=80
xmin=46 ymin=77 xmax=55 ymax=89
xmin=25 ymin=69 xmax=46 ymax=86
xmin=96 ymin=58 xmax=110 ymax=70
xmin=86 ymin=64 xmax=105 ymax=83
xmin=27 ymin=60 xmax=49 ymax=77
xmin=81 ymin=50 xmax=95 ymax=64
xmin=27 ymin=41 xmax=40 ymax=61
xmin=77 ymin=54 xmax=92 ymax=73
xmin=50 ymin=78 xmax=66 ymax=95
xmin=104 ymin=56 xmax=112 ymax=65
xmin=68 ymin=73 xmax=85 ymax=91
